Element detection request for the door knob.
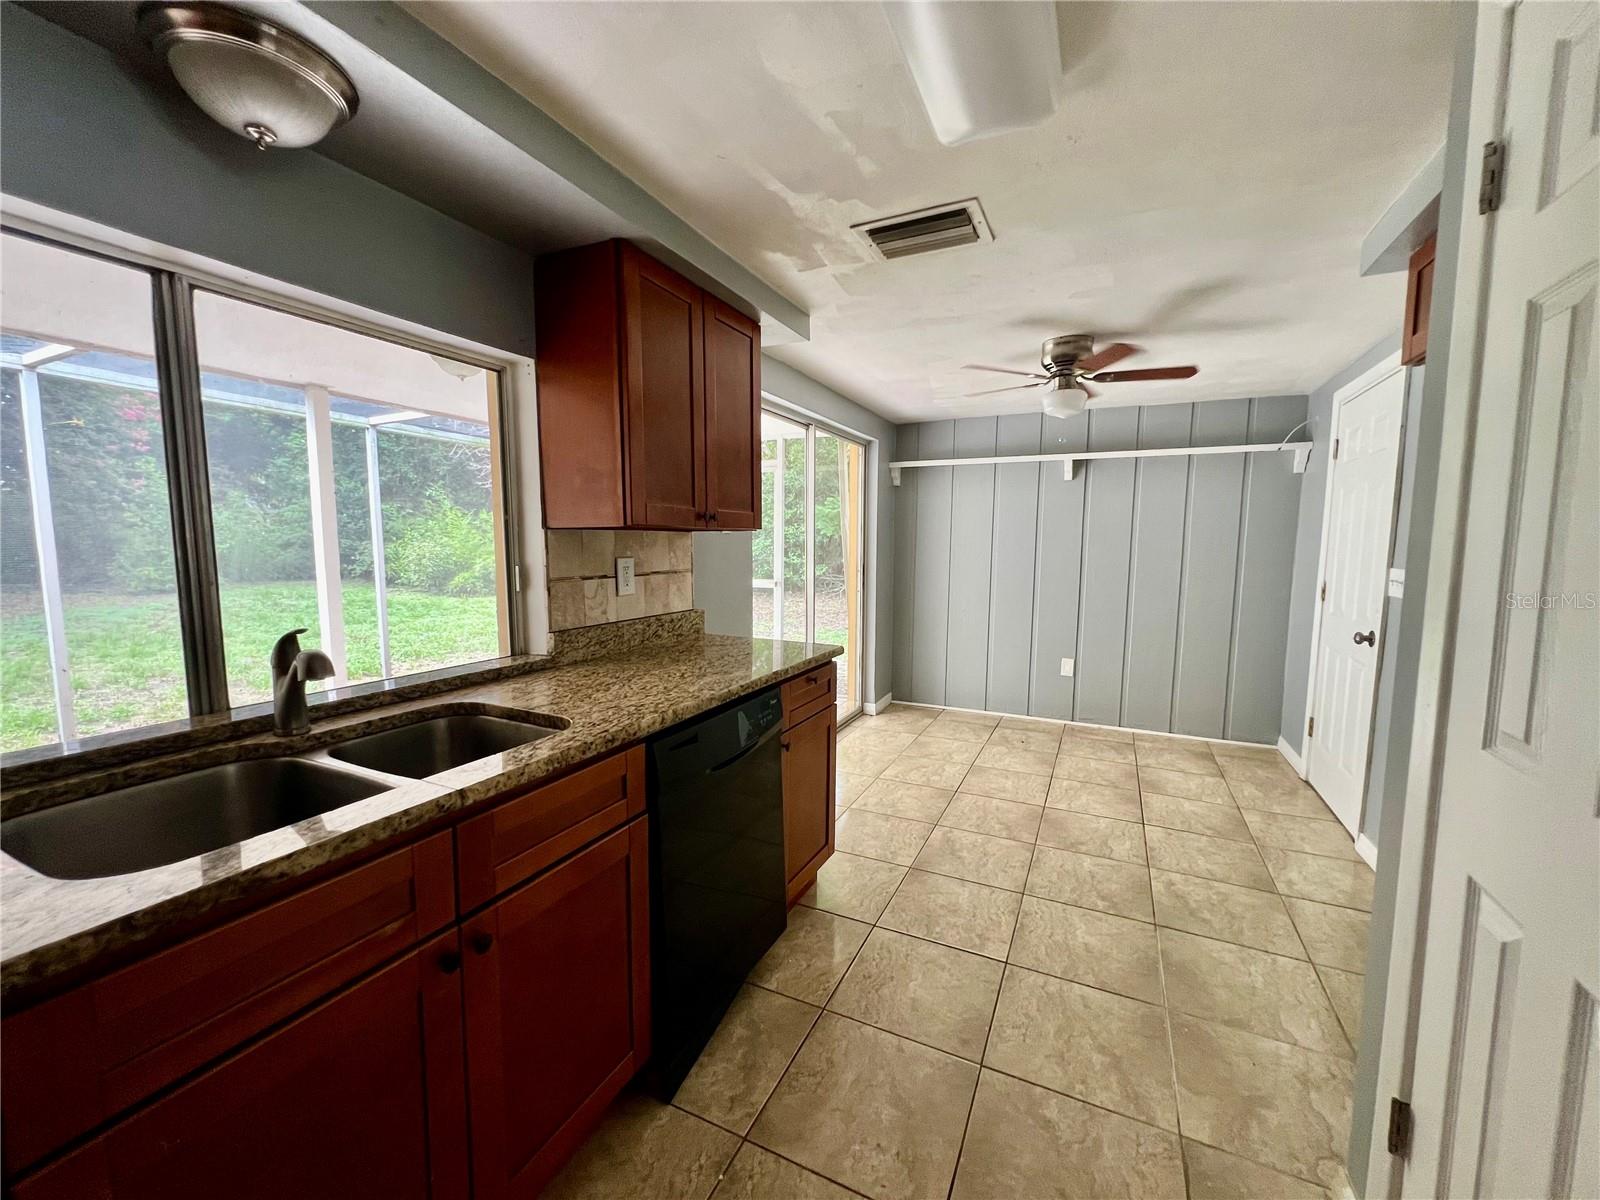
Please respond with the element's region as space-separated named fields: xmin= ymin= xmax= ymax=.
xmin=469 ymin=931 xmax=494 ymax=956
xmin=1353 ymin=630 xmax=1376 ymax=647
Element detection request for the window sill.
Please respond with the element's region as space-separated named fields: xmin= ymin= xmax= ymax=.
xmin=0 ymin=655 xmax=551 ymax=789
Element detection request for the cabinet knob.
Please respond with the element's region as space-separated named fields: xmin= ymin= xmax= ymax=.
xmin=708 ymin=512 xmax=719 ymax=524
xmin=438 ymin=948 xmax=462 ymax=975
xmin=781 ymin=738 xmax=791 ymax=751
xmin=470 ymin=931 xmax=494 ymax=956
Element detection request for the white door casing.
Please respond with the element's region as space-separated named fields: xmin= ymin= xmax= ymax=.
xmin=1307 ymin=362 xmax=1408 ymax=836
xmin=1369 ymin=3 xmax=1600 ymax=1197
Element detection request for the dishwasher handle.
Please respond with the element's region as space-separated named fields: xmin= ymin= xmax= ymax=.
xmin=707 ymin=719 xmax=782 ymax=775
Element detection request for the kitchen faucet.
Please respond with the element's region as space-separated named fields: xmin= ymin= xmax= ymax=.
xmin=270 ymin=628 xmax=337 ymax=736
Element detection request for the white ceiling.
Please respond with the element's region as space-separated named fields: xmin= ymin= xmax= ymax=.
xmin=408 ymin=1 xmax=1454 ymax=423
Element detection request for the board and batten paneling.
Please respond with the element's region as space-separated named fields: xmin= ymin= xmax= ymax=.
xmin=891 ymin=397 xmax=1307 ymax=743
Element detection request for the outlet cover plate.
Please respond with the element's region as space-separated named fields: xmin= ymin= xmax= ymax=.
xmin=615 ymin=557 xmax=636 ymax=596
xmin=1060 ymin=657 xmax=1075 ymax=677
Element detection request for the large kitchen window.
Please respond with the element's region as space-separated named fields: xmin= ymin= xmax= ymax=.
xmin=0 ymin=230 xmax=518 ymax=754
xmin=752 ymin=408 xmax=865 ymax=718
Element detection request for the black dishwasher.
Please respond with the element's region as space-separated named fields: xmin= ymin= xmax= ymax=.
xmin=645 ymin=686 xmax=786 ymax=1097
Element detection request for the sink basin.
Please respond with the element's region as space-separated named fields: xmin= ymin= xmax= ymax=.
xmin=2 ymin=759 xmax=391 ymax=880
xmin=324 ymin=713 xmax=557 ymax=779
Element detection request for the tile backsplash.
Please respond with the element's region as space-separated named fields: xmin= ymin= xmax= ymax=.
xmin=546 ymin=530 xmax=694 ymax=631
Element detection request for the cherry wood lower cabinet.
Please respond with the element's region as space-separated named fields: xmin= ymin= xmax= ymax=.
xmin=780 ymin=663 xmax=838 ymax=904
xmin=15 ymin=931 xmax=470 ymax=1200
xmin=461 ymin=818 xmax=651 ymax=1199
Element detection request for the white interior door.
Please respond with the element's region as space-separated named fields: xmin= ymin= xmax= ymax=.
xmin=1382 ymin=3 xmax=1599 ymax=1196
xmin=1307 ymin=363 xmax=1406 ymax=835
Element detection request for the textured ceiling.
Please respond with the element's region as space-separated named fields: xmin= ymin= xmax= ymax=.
xmin=408 ymin=1 xmax=1455 ymax=422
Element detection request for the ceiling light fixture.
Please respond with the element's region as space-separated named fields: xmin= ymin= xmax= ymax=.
xmin=1042 ymin=382 xmax=1089 ymax=420
xmin=138 ymin=3 xmax=359 ymax=150
xmin=883 ymin=0 xmax=1062 ymax=146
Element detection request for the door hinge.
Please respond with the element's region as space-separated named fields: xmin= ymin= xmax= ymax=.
xmin=1320 ymin=580 xmax=1327 ymax=602
xmin=1387 ymin=1097 xmax=1413 ymax=1157
xmin=1333 ymin=437 xmax=1340 ymax=460
xmin=1307 ymin=716 xmax=1315 ymax=738
xmin=1479 ymin=139 xmax=1506 ymax=214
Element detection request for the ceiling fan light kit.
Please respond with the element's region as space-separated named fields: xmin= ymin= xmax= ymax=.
xmin=138 ymin=2 xmax=359 ymax=150
xmin=963 ymin=334 xmax=1202 ymax=419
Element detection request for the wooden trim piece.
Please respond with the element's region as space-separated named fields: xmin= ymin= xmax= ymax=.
xmin=1402 ymin=232 xmax=1437 ymax=366
xmin=456 ymin=747 xmax=645 ymax=913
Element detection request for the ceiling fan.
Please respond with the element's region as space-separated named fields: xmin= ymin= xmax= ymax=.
xmin=964 ymin=335 xmax=1199 ymax=418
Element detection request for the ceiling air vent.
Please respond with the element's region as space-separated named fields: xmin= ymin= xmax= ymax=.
xmin=853 ymin=199 xmax=991 ymax=261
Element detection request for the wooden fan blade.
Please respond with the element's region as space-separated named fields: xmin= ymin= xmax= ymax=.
xmin=966 ymin=381 xmax=1045 ymax=397
xmin=963 ymin=363 xmax=1050 ymax=379
xmin=1074 ymin=342 xmax=1139 ymax=374
xmin=1087 ymin=366 xmax=1199 ymax=383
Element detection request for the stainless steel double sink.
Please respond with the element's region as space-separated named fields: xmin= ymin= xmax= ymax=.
xmin=2 ymin=709 xmax=563 ymax=881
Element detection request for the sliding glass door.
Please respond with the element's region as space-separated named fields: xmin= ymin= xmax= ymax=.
xmin=752 ymin=409 xmax=865 ymax=719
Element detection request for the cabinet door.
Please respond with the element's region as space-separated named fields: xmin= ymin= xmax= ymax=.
xmin=462 ymin=819 xmax=651 ymax=1199
xmin=703 ymin=297 xmax=761 ymax=531
xmin=783 ymin=706 xmax=837 ymax=904
xmin=621 ymin=246 xmax=705 ymax=528
xmin=1401 ymin=232 xmax=1436 ymax=366
xmin=15 ymin=934 xmax=470 ymax=1200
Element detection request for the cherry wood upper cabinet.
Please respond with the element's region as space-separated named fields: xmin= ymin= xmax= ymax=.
xmin=703 ymin=297 xmax=761 ymax=529
xmin=536 ymin=240 xmax=761 ymax=531
xmin=15 ymin=933 xmax=470 ymax=1200
xmin=622 ymin=247 xmax=706 ymax=529
xmin=461 ymin=818 xmax=650 ymax=1199
xmin=1402 ymin=232 xmax=1436 ymax=366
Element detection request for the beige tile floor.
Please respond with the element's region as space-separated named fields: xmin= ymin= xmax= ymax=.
xmin=544 ymin=705 xmax=1375 ymax=1200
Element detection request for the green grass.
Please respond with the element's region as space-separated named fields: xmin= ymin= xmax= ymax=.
xmin=1 ymin=582 xmax=499 ymax=752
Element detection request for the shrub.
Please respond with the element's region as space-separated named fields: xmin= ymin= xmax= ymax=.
xmin=384 ymin=497 xmax=495 ymax=596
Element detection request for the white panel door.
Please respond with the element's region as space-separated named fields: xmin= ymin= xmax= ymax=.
xmin=1308 ymin=365 xmax=1406 ymax=835
xmin=1396 ymin=3 xmax=1599 ymax=1197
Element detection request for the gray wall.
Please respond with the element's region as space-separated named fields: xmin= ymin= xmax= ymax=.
xmin=892 ymin=397 xmax=1306 ymax=743
xmin=1279 ymin=335 xmax=1404 ymax=757
xmin=0 ymin=4 xmax=537 ymax=356
xmin=692 ymin=530 xmax=756 ymax=638
xmin=692 ymin=356 xmax=897 ymax=706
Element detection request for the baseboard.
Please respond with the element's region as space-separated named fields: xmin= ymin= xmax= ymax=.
xmin=1276 ymin=736 xmax=1307 ymax=778
xmin=864 ymin=693 xmax=892 ymax=716
xmin=1355 ymin=833 xmax=1379 ymax=869
xmin=878 ymin=700 xmax=1276 ymax=750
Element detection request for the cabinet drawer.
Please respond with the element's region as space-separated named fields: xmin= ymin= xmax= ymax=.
xmin=2 ymin=832 xmax=454 ymax=1176
xmin=14 ymin=930 xmax=469 ymax=1200
xmin=456 ymin=747 xmax=645 ymax=912
xmin=781 ymin=663 xmax=835 ymax=727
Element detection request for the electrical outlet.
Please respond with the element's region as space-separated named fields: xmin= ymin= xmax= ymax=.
xmin=615 ymin=556 xmax=636 ymax=596
xmin=1060 ymin=657 xmax=1074 ymax=677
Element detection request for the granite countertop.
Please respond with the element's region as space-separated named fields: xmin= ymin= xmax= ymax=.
xmin=0 ymin=630 xmax=841 ymax=1003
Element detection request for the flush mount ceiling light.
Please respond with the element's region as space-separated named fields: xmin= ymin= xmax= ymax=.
xmin=138 ymin=3 xmax=358 ymax=149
